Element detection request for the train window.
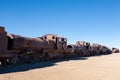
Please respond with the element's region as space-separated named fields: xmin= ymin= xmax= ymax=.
xmin=86 ymin=43 xmax=90 ymax=46
xmin=64 ymin=39 xmax=67 ymax=43
xmin=52 ymin=36 xmax=55 ymax=39
xmin=64 ymin=38 xmax=67 ymax=42
xmin=59 ymin=38 xmax=61 ymax=42
xmin=45 ymin=36 xmax=47 ymax=39
xmin=62 ymin=38 xmax=64 ymax=41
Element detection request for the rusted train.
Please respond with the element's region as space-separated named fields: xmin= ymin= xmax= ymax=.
xmin=0 ymin=26 xmax=114 ymax=66
xmin=112 ymin=48 xmax=119 ymax=53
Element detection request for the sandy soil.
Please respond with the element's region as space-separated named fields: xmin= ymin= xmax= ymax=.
xmin=0 ymin=53 xmax=120 ymax=80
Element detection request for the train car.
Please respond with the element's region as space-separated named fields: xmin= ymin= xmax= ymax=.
xmin=0 ymin=27 xmax=71 ymax=66
xmin=67 ymin=41 xmax=91 ymax=57
xmin=67 ymin=44 xmax=85 ymax=56
xmin=2 ymin=32 xmax=72 ymax=64
xmin=6 ymin=34 xmax=71 ymax=63
xmin=41 ymin=34 xmax=71 ymax=59
xmin=91 ymin=43 xmax=102 ymax=55
xmin=0 ymin=26 xmax=113 ymax=66
xmin=112 ymin=48 xmax=119 ymax=53
xmin=7 ymin=34 xmax=51 ymax=63
xmin=76 ymin=41 xmax=91 ymax=56
xmin=91 ymin=43 xmax=112 ymax=55
xmin=100 ymin=46 xmax=112 ymax=54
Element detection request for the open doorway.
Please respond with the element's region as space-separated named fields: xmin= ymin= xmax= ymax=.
xmin=7 ymin=36 xmax=14 ymax=50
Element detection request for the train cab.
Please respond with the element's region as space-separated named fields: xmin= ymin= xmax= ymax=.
xmin=42 ymin=34 xmax=67 ymax=50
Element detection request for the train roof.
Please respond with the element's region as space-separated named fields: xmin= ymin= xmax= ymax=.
xmin=42 ymin=34 xmax=65 ymax=38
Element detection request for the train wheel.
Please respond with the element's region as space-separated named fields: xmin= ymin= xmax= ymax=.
xmin=9 ymin=55 xmax=19 ymax=65
xmin=1 ymin=59 xmax=7 ymax=67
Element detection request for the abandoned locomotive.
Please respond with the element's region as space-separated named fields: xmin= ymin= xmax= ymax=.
xmin=0 ymin=26 xmax=113 ymax=66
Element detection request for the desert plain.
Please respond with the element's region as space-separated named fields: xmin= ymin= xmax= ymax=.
xmin=0 ymin=53 xmax=120 ymax=80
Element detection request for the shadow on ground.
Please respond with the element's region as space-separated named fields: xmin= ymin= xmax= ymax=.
xmin=0 ymin=56 xmax=88 ymax=74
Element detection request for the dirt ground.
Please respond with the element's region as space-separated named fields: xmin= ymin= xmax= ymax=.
xmin=0 ymin=53 xmax=120 ymax=80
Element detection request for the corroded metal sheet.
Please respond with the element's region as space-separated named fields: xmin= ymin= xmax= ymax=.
xmin=7 ymin=34 xmax=50 ymax=51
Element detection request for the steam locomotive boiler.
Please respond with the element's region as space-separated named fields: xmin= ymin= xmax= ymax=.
xmin=6 ymin=34 xmax=51 ymax=63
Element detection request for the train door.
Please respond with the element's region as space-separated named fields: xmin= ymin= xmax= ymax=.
xmin=56 ymin=37 xmax=62 ymax=50
xmin=56 ymin=37 xmax=67 ymax=50
xmin=7 ymin=36 xmax=14 ymax=50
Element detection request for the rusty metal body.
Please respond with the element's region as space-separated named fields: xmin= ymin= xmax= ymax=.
xmin=100 ymin=46 xmax=112 ymax=54
xmin=42 ymin=34 xmax=67 ymax=50
xmin=91 ymin=43 xmax=101 ymax=55
xmin=41 ymin=34 xmax=70 ymax=59
xmin=112 ymin=48 xmax=119 ymax=53
xmin=0 ymin=27 xmax=19 ymax=66
xmin=0 ymin=26 xmax=113 ymax=66
xmin=7 ymin=34 xmax=49 ymax=53
xmin=91 ymin=43 xmax=112 ymax=55
xmin=76 ymin=41 xmax=91 ymax=56
xmin=67 ymin=44 xmax=85 ymax=56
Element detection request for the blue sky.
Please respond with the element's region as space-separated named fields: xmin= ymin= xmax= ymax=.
xmin=0 ymin=0 xmax=120 ymax=49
